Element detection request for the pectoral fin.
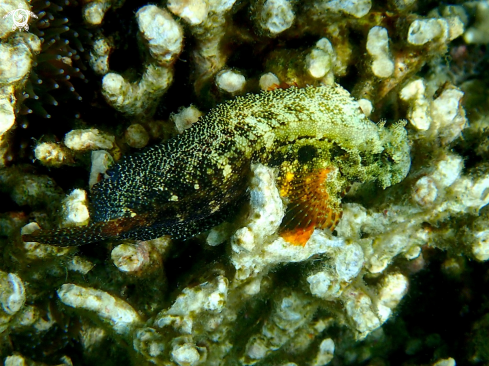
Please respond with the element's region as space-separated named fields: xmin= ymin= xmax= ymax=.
xmin=279 ymin=167 xmax=344 ymax=246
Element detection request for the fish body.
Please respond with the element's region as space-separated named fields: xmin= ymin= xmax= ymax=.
xmin=22 ymin=85 xmax=411 ymax=246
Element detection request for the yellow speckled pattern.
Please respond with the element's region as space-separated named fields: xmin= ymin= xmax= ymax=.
xmin=22 ymin=85 xmax=411 ymax=246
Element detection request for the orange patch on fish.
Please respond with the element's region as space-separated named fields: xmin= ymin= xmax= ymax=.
xmin=280 ymin=224 xmax=316 ymax=247
xmin=279 ymin=167 xmax=342 ymax=246
xmin=267 ymin=81 xmax=299 ymax=91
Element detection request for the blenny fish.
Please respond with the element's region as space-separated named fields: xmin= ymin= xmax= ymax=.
xmin=22 ymin=84 xmax=411 ymax=246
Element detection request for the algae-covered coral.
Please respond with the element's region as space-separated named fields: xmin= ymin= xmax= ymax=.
xmin=1 ymin=0 xmax=489 ymax=365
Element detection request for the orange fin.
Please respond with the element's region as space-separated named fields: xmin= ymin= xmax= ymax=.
xmin=280 ymin=224 xmax=316 ymax=247
xmin=279 ymin=167 xmax=343 ymax=246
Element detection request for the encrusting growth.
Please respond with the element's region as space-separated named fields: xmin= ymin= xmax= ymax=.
xmin=22 ymin=84 xmax=411 ymax=246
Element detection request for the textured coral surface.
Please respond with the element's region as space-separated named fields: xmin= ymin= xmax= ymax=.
xmin=1 ymin=0 xmax=489 ymax=365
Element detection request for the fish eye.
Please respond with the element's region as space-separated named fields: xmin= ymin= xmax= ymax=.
xmin=298 ymin=145 xmax=318 ymax=163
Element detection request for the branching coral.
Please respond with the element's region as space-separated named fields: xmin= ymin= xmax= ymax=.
xmin=0 ymin=0 xmax=488 ymax=365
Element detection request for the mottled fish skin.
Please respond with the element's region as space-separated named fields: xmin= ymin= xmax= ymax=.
xmin=22 ymin=85 xmax=411 ymax=246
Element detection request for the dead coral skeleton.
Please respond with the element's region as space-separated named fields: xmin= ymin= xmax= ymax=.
xmin=0 ymin=0 xmax=488 ymax=365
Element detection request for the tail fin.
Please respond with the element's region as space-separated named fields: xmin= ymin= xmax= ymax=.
xmin=22 ymin=213 xmax=157 ymax=246
xmin=22 ymin=222 xmax=112 ymax=246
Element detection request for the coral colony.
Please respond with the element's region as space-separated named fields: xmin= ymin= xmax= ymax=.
xmin=0 ymin=0 xmax=488 ymax=365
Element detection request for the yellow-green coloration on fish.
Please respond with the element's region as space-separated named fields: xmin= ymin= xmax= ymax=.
xmin=22 ymin=84 xmax=411 ymax=246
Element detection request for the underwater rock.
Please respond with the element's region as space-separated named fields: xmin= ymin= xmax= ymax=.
xmin=57 ymin=284 xmax=142 ymax=336
xmin=366 ymin=26 xmax=394 ymax=79
xmin=101 ymin=5 xmax=183 ymax=117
